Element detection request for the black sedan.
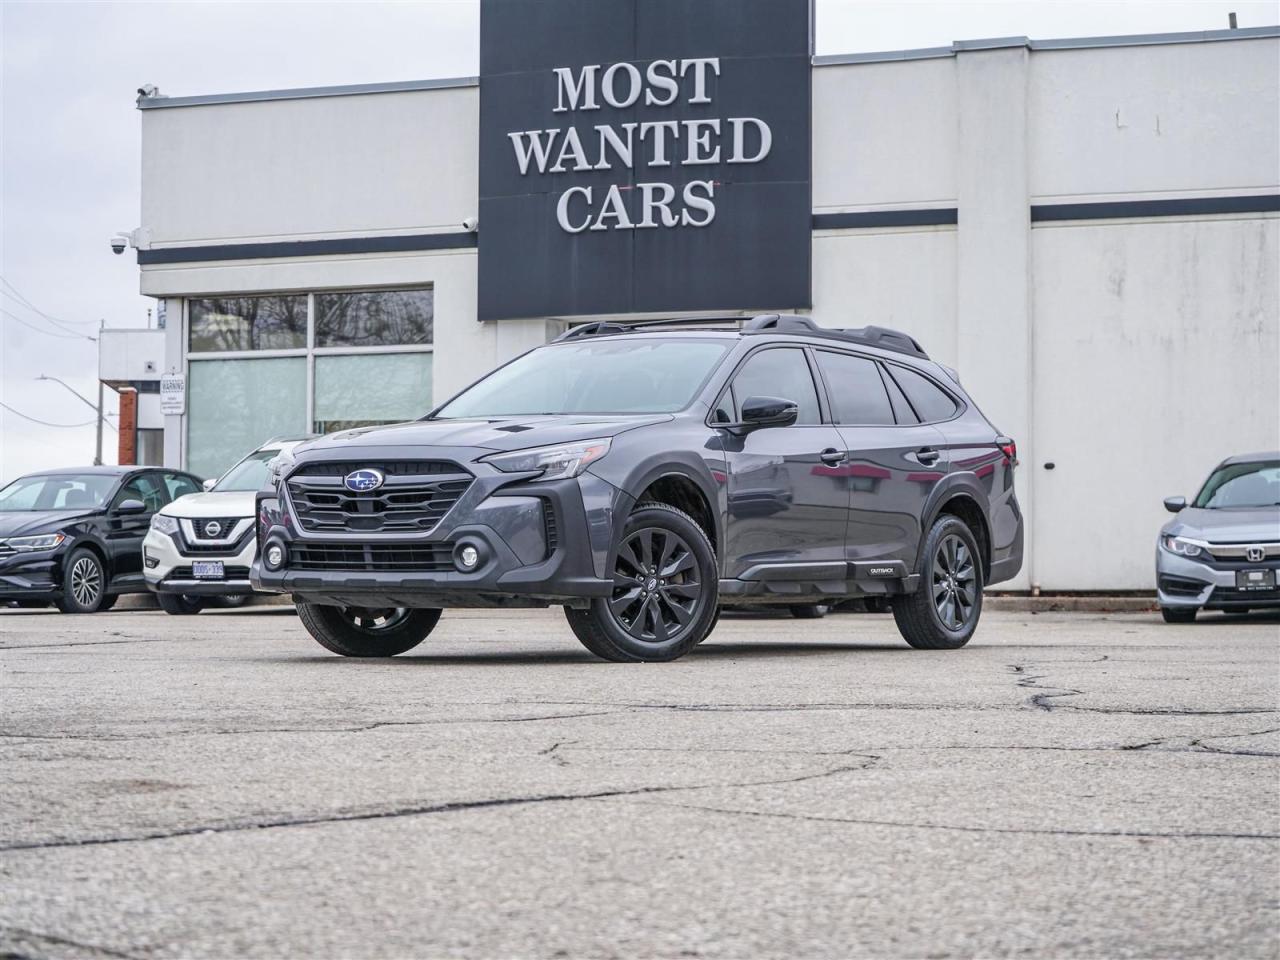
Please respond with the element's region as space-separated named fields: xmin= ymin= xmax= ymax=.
xmin=0 ymin=465 xmax=203 ymax=613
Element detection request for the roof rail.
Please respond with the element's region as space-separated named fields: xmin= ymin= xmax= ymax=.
xmin=743 ymin=314 xmax=929 ymax=358
xmin=552 ymin=312 xmax=930 ymax=359
xmin=553 ymin=315 xmax=748 ymax=342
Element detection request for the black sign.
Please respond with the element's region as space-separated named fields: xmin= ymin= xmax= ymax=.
xmin=478 ymin=0 xmax=812 ymax=321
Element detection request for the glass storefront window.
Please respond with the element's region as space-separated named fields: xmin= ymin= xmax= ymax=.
xmin=189 ymin=295 xmax=307 ymax=352
xmin=313 ymin=353 xmax=433 ymax=433
xmin=187 ymin=358 xmax=307 ymax=479
xmin=315 ymin=288 xmax=433 ymax=347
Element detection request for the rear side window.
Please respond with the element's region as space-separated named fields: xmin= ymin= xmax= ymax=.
xmin=879 ymin=365 xmax=919 ymax=424
xmin=731 ymin=348 xmax=821 ymax=425
xmin=164 ymin=473 xmax=200 ymax=499
xmin=887 ymin=365 xmax=959 ymax=423
xmin=815 ymin=351 xmax=894 ymax=425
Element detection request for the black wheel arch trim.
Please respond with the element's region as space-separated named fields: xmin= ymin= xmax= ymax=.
xmin=607 ymin=456 xmax=723 ymax=560
xmin=914 ymin=474 xmax=994 ymax=579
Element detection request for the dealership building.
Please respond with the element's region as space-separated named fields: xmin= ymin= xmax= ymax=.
xmin=131 ymin=13 xmax=1279 ymax=591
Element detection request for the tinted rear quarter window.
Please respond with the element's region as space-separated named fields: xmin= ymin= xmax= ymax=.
xmin=888 ymin=365 xmax=959 ymax=423
xmin=815 ymin=351 xmax=894 ymax=425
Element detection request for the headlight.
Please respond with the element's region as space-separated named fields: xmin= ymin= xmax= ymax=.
xmin=267 ymin=451 xmax=296 ymax=486
xmin=1163 ymin=535 xmax=1204 ymax=558
xmin=4 ymin=532 xmax=66 ymax=552
xmin=482 ymin=438 xmax=612 ymax=481
xmin=150 ymin=513 xmax=179 ymax=536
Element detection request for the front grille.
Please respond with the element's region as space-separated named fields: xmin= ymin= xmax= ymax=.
xmin=542 ymin=500 xmax=559 ymax=558
xmin=1205 ymin=542 xmax=1280 ymax=561
xmin=291 ymin=542 xmax=456 ymax=572
xmin=170 ymin=565 xmax=250 ymax=580
xmin=285 ymin=461 xmax=472 ymax=535
xmin=1210 ymin=586 xmax=1280 ymax=604
xmin=191 ymin=517 xmax=241 ymax=540
xmin=1159 ymin=575 xmax=1208 ymax=597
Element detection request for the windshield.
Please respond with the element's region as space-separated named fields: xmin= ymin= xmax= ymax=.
xmin=1193 ymin=460 xmax=1280 ymax=509
xmin=434 ymin=338 xmax=730 ymax=418
xmin=214 ymin=449 xmax=282 ymax=492
xmin=0 ymin=474 xmax=117 ymax=512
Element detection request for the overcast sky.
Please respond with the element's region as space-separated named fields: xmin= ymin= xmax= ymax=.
xmin=2 ymin=0 xmax=1276 ymax=482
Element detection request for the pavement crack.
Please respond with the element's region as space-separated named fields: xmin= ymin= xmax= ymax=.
xmin=0 ymin=923 xmax=141 ymax=959
xmin=0 ymin=759 xmax=878 ymax=854
xmin=620 ymin=799 xmax=1280 ymax=842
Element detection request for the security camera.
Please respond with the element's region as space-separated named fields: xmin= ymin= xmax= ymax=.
xmin=462 ymin=216 xmax=479 ymax=232
xmin=137 ymin=83 xmax=159 ymax=99
xmin=110 ymin=235 xmax=129 ymax=255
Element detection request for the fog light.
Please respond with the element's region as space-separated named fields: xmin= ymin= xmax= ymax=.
xmin=144 ymin=552 xmax=158 ymax=569
xmin=458 ymin=544 xmax=480 ymax=570
xmin=264 ymin=543 xmax=285 ymax=570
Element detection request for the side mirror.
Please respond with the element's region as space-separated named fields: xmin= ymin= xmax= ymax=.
xmin=1163 ymin=496 xmax=1187 ymax=513
xmin=202 ymin=478 xmax=217 ymax=492
xmin=739 ymin=396 xmax=799 ymax=431
xmin=115 ymin=498 xmax=147 ymax=514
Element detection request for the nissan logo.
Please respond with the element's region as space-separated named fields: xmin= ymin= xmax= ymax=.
xmin=1246 ymin=546 xmax=1265 ymax=563
xmin=344 ymin=469 xmax=385 ymax=493
xmin=204 ymin=521 xmax=222 ymax=538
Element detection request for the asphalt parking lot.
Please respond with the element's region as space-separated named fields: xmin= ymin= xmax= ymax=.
xmin=1 ymin=604 xmax=1277 ymax=959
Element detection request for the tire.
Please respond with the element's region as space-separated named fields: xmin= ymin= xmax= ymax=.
xmin=1161 ymin=606 xmax=1197 ymax=623
xmin=98 ymin=594 xmax=118 ymax=612
xmin=696 ymin=604 xmax=723 ymax=644
xmin=157 ymin=593 xmax=206 ymax=615
xmin=55 ymin=548 xmax=109 ymax=614
xmin=789 ymin=603 xmax=829 ymax=619
xmin=891 ymin=515 xmax=984 ymax=650
xmin=564 ymin=502 xmax=718 ymax=662
xmin=297 ymin=602 xmax=442 ymax=657
xmin=214 ymin=594 xmax=251 ymax=609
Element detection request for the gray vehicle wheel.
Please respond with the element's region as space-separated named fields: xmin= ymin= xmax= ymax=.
xmin=564 ymin=503 xmax=718 ymax=662
xmin=158 ymin=593 xmax=206 ymax=615
xmin=297 ymin=602 xmax=442 ymax=657
xmin=1161 ymin=607 xmax=1197 ymax=623
xmin=55 ymin=548 xmax=108 ymax=614
xmin=214 ymin=594 xmax=251 ymax=608
xmin=891 ymin=516 xmax=984 ymax=650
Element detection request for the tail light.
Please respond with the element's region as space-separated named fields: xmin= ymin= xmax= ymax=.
xmin=996 ymin=437 xmax=1018 ymax=465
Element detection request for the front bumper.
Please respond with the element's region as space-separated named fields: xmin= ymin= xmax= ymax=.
xmin=251 ymin=469 xmax=623 ymax=609
xmin=144 ymin=525 xmax=258 ymax=596
xmin=0 ymin=546 xmax=66 ymax=600
xmin=1155 ymin=547 xmax=1280 ymax=610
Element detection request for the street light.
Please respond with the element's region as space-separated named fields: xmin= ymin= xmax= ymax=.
xmin=35 ymin=374 xmax=105 ymax=465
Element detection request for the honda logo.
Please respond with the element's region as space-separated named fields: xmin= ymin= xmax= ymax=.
xmin=1246 ymin=546 xmax=1265 ymax=563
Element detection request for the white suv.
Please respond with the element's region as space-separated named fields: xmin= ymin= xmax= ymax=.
xmin=144 ymin=437 xmax=312 ymax=614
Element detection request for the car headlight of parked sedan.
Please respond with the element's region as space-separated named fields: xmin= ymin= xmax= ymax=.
xmin=1162 ymin=534 xmax=1206 ymax=558
xmin=150 ymin=513 xmax=179 ymax=536
xmin=482 ymin=438 xmax=611 ymax=481
xmin=2 ymin=532 xmax=67 ymax=552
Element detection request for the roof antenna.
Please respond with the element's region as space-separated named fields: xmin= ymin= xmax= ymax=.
xmin=1228 ymin=11 xmax=1238 ymax=28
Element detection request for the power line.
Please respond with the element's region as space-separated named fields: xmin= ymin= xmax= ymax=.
xmin=0 ymin=401 xmax=96 ymax=429
xmin=0 ymin=277 xmax=100 ymax=336
xmin=0 ymin=401 xmax=119 ymax=432
xmin=1 ymin=307 xmax=94 ymax=341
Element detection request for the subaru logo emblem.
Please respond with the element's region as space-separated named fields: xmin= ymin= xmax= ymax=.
xmin=344 ymin=469 xmax=384 ymax=493
xmin=204 ymin=521 xmax=221 ymax=538
xmin=1247 ymin=546 xmax=1265 ymax=563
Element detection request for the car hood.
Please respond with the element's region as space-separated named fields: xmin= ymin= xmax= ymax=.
xmin=1164 ymin=506 xmax=1280 ymax=542
xmin=293 ymin=414 xmax=674 ymax=457
xmin=161 ymin=491 xmax=258 ymax=519
xmin=0 ymin=510 xmax=93 ymax=538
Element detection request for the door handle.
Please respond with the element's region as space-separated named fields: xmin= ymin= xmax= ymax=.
xmin=820 ymin=448 xmax=847 ymax=465
xmin=916 ymin=447 xmax=940 ymax=465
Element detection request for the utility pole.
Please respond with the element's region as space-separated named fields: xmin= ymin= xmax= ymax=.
xmin=95 ymin=319 xmax=105 ymax=465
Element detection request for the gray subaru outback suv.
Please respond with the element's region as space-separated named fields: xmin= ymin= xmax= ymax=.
xmin=253 ymin=314 xmax=1024 ymax=661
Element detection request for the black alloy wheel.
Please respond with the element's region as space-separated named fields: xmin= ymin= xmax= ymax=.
xmin=564 ymin=502 xmax=718 ymax=662
xmin=608 ymin=526 xmax=703 ymax=643
xmin=932 ymin=533 xmax=978 ymax=631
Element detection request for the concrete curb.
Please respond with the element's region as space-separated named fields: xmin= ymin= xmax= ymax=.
xmin=984 ymin=595 xmax=1156 ymax=613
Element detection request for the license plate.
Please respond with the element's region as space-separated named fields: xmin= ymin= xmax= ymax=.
xmin=1236 ymin=569 xmax=1275 ymax=591
xmin=192 ymin=561 xmax=224 ymax=579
